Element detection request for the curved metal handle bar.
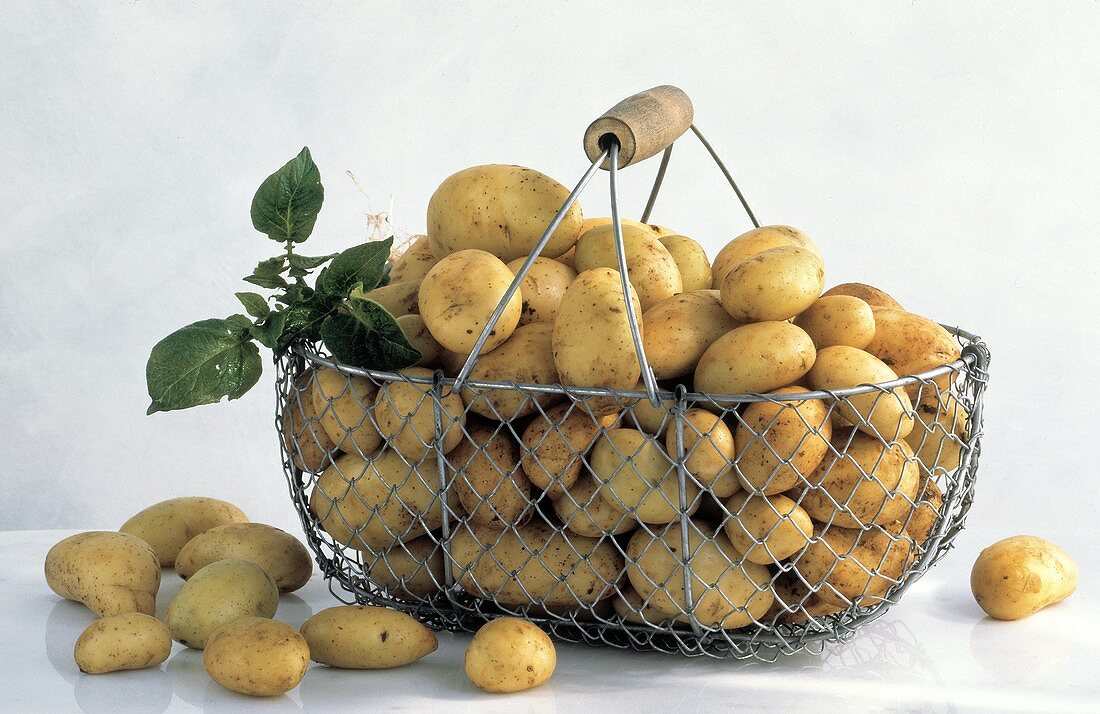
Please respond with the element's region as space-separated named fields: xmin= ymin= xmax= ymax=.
xmin=639 ymin=144 xmax=673 ymax=224
xmin=690 ymin=123 xmax=760 ymax=229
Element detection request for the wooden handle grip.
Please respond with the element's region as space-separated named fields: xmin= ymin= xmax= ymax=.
xmin=584 ymin=85 xmax=694 ymax=170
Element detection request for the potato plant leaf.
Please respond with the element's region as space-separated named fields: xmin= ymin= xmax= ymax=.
xmin=146 ymin=318 xmax=262 ymax=414
xmin=319 ymin=237 xmax=392 ymax=297
xmin=250 ymin=147 xmax=324 ymax=243
xmin=319 ymin=298 xmax=420 ymax=370
xmin=234 ymin=292 xmax=271 ymax=318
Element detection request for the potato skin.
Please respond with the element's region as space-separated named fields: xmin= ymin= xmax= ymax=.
xmin=459 ymin=322 xmax=562 ymax=421
xmin=822 ymin=282 xmax=903 ymax=310
xmin=120 ymin=497 xmax=248 ymax=567
xmin=465 ymin=617 xmax=556 ymax=693
xmin=723 ymin=493 xmax=813 ymax=564
xmin=450 ymin=422 xmax=533 ymax=528
xmin=554 ymin=472 xmax=637 ymax=537
xmin=711 ymin=225 xmax=820 ymax=288
xmin=397 ymin=315 xmax=444 ymax=368
xmin=282 ymin=369 xmax=336 ymax=473
xmin=74 ymin=613 xmax=171 ymax=675
xmin=865 ymin=307 xmax=961 ymax=398
xmin=428 ymin=164 xmax=583 ymax=261
xmin=592 ymin=428 xmax=699 ymax=524
xmin=659 ymin=234 xmax=712 ymax=292
xmin=389 ymin=235 xmax=439 ymax=285
xmin=174 ymin=523 xmax=313 ymax=593
xmin=165 ymin=559 xmax=279 ymax=649
xmin=574 ymin=223 xmax=683 ymax=311
xmin=363 ymin=536 xmax=444 ymax=599
xmin=418 ymin=249 xmax=522 ymax=354
xmin=506 ymin=256 xmax=577 ymax=326
xmin=204 ymin=617 xmax=309 ymax=696
xmin=666 ymin=408 xmax=740 ymax=498
xmin=735 ymin=387 xmax=832 ymax=495
xmin=642 ymin=290 xmax=741 ymax=380
xmin=694 ymin=322 xmax=816 ymax=395
xmin=794 ymin=295 xmax=876 ymax=350
xmin=794 ymin=524 xmax=913 ymax=607
xmin=310 ymin=367 xmax=382 ymax=457
xmin=805 ymin=345 xmax=915 ymax=440
xmin=906 ymin=392 xmax=969 ymax=474
xmin=362 ymin=280 xmax=420 ymax=318
xmin=720 ymin=245 xmax=824 ymax=322
xmin=905 ymin=475 xmax=944 ymax=547
xmin=971 ymin=536 xmax=1078 ymax=621
xmin=300 ymin=605 xmax=437 ymax=669
xmin=45 ymin=531 xmax=160 ymax=617
xmin=373 ymin=367 xmax=465 ymax=458
xmin=520 ymin=403 xmax=606 ymax=499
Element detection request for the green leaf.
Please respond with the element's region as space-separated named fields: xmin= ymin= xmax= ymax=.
xmin=235 ymin=292 xmax=271 ymax=318
xmin=288 ymin=253 xmax=337 ymax=270
xmin=226 ymin=314 xmax=254 ymax=329
xmin=249 ymin=310 xmax=288 ymax=349
xmin=319 ymin=298 xmax=420 ymax=370
xmin=146 ymin=318 xmax=262 ymax=414
xmin=250 ymin=147 xmax=324 ymax=243
xmin=252 ymin=256 xmax=287 ymax=277
xmin=319 ymin=238 xmax=393 ymax=297
xmin=243 ymin=273 xmax=289 ymax=290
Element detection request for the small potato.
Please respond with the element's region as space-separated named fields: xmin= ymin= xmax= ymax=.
xmin=904 ymin=475 xmax=944 ymax=547
xmin=450 ymin=422 xmax=533 ymax=528
xmin=794 ymin=295 xmax=876 ymax=349
xmin=301 ymin=605 xmax=437 ymax=668
xmin=397 ymin=315 xmax=444 ymax=368
xmin=204 ymin=617 xmax=309 ymax=696
xmin=628 ymin=390 xmax=675 ymax=435
xmin=174 ymin=523 xmax=312 ymax=593
xmin=361 ymin=280 xmax=420 ymax=317
xmin=794 ymin=524 xmax=913 ymax=607
xmin=506 ymin=256 xmax=577 ymax=326
xmin=695 ymin=322 xmax=816 ymax=396
xmin=120 ymin=497 xmax=248 ymax=567
xmin=666 ymin=409 xmax=740 ymax=498
xmin=720 ymin=245 xmax=825 ymax=322
xmin=363 ymin=536 xmax=444 ymax=599
xmin=465 ymin=617 xmax=555 ymax=693
xmin=723 ymin=493 xmax=813 ymax=564
xmin=418 ymin=249 xmax=522 ymax=354
xmin=574 ymin=223 xmax=683 ymax=310
xmin=74 ymin=613 xmax=171 ymax=675
xmin=659 ymin=234 xmax=712 ymax=292
xmin=805 ymin=345 xmax=915 ymax=440
xmin=282 ymin=369 xmax=337 ymax=473
xmin=389 ymin=235 xmax=439 ymax=285
xmin=165 ymin=559 xmax=279 ymax=649
xmin=642 ymin=290 xmax=741 ymax=380
xmin=971 ymin=536 xmax=1078 ymax=621
xmin=592 ymin=428 xmax=699 ymax=524
xmin=906 ymin=392 xmax=969 ymax=475
xmin=711 ymin=225 xmax=820 ymax=288
xmin=310 ymin=367 xmax=382 ymax=457
xmin=373 ymin=367 xmax=466 ymax=458
xmin=735 ymin=387 xmax=832 ymax=495
xmin=865 ymin=307 xmax=962 ymax=398
xmin=459 ymin=322 xmax=562 ymax=421
xmin=554 ymin=472 xmax=637 ymax=537
xmin=579 ymin=216 xmax=661 ymax=238
xmin=822 ymin=282 xmax=903 ymax=310
xmin=520 ymin=403 xmax=608 ymax=498
xmin=45 ymin=531 xmax=160 ymax=617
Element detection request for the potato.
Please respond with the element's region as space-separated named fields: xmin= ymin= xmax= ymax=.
xmin=735 ymin=387 xmax=832 ymax=494
xmin=574 ymin=224 xmax=683 ymax=310
xmin=612 ymin=585 xmax=681 ymax=625
xmin=626 ymin=523 xmax=773 ymax=628
xmin=363 ymin=536 xmax=444 ymax=599
xmin=119 ymin=497 xmax=248 ymax=567
xmin=459 ymin=322 xmax=562 ymax=421
xmin=311 ymin=451 xmax=447 ymax=550
xmin=282 ymin=369 xmax=336 ymax=473
xmin=579 ymin=216 xmax=661 ymax=238
xmin=695 ymin=322 xmax=816 ymax=395
xmin=906 ymin=392 xmax=969 ymax=474
xmin=865 ymin=307 xmax=961 ymax=397
xmin=711 ymin=225 xmax=820 ymax=289
xmin=794 ymin=295 xmax=876 ymax=349
xmin=520 ymin=403 xmax=607 ymax=498
xmin=720 ymin=245 xmax=824 ymax=322
xmin=659 ymin=235 xmax=712 ymax=292
xmin=74 ymin=612 xmax=171 ymax=675
xmin=642 ymin=290 xmax=741 ymax=380
xmin=45 ymin=532 xmax=160 ymax=617
xmin=767 ymin=572 xmax=846 ymax=623
xmin=175 ymin=523 xmax=312 ymax=593
xmin=506 ymin=256 xmax=577 ymax=326
xmin=592 ymin=428 xmax=699 ymax=524
xmin=554 ymin=472 xmax=636 ymax=537
xmin=794 ymin=524 xmax=913 ymax=606
xmin=165 ymin=559 xmax=279 ymax=649
xmin=438 ymin=349 xmax=469 ymax=376
xmin=450 ymin=521 xmax=623 ymax=606
xmin=666 ymin=408 xmax=740 ymax=497
xmin=822 ymin=282 xmax=903 ymax=310
xmin=373 ymin=367 xmax=466 ymax=458
xmin=905 ymin=475 xmax=944 ymax=547
xmin=799 ymin=430 xmax=920 ymax=529
xmin=971 ymin=536 xmax=1078 ymax=621
xmin=805 ymin=346 xmax=915 ymax=440
xmin=389 ymin=235 xmax=439 ymax=285
xmin=310 ymin=366 xmax=382 ymax=457
xmin=450 ymin=422 xmax=533 ymax=528
xmin=418 ymin=249 xmax=522 ymax=354
xmin=552 ymin=268 xmax=644 ymax=391
xmin=723 ymin=493 xmax=813 ymax=564
xmin=300 ymin=605 xmax=437 ymax=668
xmin=555 ymin=246 xmax=576 ymax=269
xmin=628 ymin=390 xmax=675 ymax=435
xmin=465 ymin=617 xmax=555 ymax=693
xmin=204 ymin=617 xmax=309 ymax=696
xmin=397 ymin=315 xmax=444 ymax=368
xmin=361 ymin=280 xmax=420 ymax=317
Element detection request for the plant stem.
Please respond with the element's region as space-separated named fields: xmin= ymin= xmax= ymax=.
xmin=285 ymin=242 xmax=306 ymax=286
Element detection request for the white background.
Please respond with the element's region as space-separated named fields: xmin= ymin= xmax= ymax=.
xmin=2 ymin=1 xmax=1098 ymax=549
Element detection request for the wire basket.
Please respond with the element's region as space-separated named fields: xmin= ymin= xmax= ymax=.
xmin=276 ymin=86 xmax=990 ymax=660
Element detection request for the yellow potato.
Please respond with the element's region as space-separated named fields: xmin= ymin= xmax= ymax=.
xmin=904 ymin=475 xmax=944 ymax=547
xmin=612 ymin=585 xmax=681 ymax=625
xmin=165 ymin=559 xmax=279 ymax=649
xmin=450 ymin=422 xmax=533 ymax=528
xmin=695 ymin=322 xmax=816 ymax=395
xmin=506 ymin=256 xmax=577 ymax=326
xmin=592 ymin=428 xmax=699 ymax=524
xmin=971 ymin=536 xmax=1078 ymax=621
xmin=767 ymin=572 xmax=846 ymax=623
xmin=465 ymin=617 xmax=556 ymax=693
xmin=373 ymin=367 xmax=465 ymax=458
xmin=459 ymin=322 xmax=562 ymax=421
xmin=659 ymin=234 xmax=712 ymax=292
xmin=666 ymin=408 xmax=740 ymax=497
xmin=642 ymin=290 xmax=741 ymax=379
xmin=794 ymin=524 xmax=913 ymax=607
xmin=735 ymin=387 xmax=832 ymax=494
xmin=574 ymin=223 xmax=683 ymax=310
xmin=389 ymin=235 xmax=439 ymax=285
xmin=554 ymin=472 xmax=637 ymax=537
xmin=45 ymin=531 xmax=160 ymax=617
xmin=720 ymin=245 xmax=824 ymax=322
xmin=428 ymin=164 xmax=583 ymax=261
xmin=906 ymin=392 xmax=969 ymax=475
xmin=397 ymin=314 xmax=444 ymax=368
xmin=866 ymin=307 xmax=962 ymax=398
xmin=438 ymin=349 xmax=469 ymax=376
xmin=119 ymin=497 xmax=248 ymax=567
xmin=418 ymin=249 xmax=522 ymax=354
xmin=723 ymin=493 xmax=813 ymax=564
xmin=822 ymin=282 xmax=903 ymax=310
xmin=520 ymin=403 xmax=608 ymax=498
xmin=300 ymin=605 xmax=437 ymax=668
xmin=794 ymin=295 xmax=876 ymax=349
xmin=579 ymin=216 xmax=661 ymax=238
xmin=74 ymin=613 xmax=172 ymax=675
xmin=712 ymin=225 xmax=820 ymax=288
xmin=362 ymin=535 xmax=444 ymax=599
xmin=805 ymin=346 xmax=915 ymax=439
xmin=310 ymin=366 xmax=382 ymax=457
xmin=282 ymin=369 xmax=336 ymax=473
xmin=204 ymin=617 xmax=309 ymax=696
xmin=361 ymin=280 xmax=420 ymax=317
xmin=555 ymin=246 xmax=576 ymax=269
xmin=627 ymin=390 xmax=675 ymax=435
xmin=175 ymin=523 xmax=313 ymax=593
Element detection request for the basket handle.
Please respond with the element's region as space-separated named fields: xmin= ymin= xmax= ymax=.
xmin=584 ymin=85 xmax=694 ymax=170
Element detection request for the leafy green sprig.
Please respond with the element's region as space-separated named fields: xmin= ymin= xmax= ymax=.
xmin=145 ymin=147 xmax=420 ymax=415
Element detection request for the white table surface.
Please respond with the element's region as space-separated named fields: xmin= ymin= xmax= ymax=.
xmin=2 ymin=528 xmax=1095 ymax=713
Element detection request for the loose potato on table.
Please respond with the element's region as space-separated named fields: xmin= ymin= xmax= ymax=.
xmin=720 ymin=245 xmax=825 ymax=323
xmin=428 ymin=164 xmax=583 ymax=261
xmin=667 ymin=408 xmax=740 ymax=498
xmin=74 ymin=612 xmax=172 ymax=675
xmin=301 ymin=605 xmax=437 ymax=669
xmin=592 ymin=428 xmax=699 ymax=524
xmin=204 ymin=617 xmax=309 ymax=697
xmin=642 ymin=290 xmax=741 ymax=380
xmin=418 ymin=249 xmax=522 ymax=354
xmin=506 ymin=256 xmax=577 ymax=326
xmin=695 ymin=321 xmax=816 ymax=395
xmin=865 ymin=307 xmax=961 ymax=398
xmin=450 ymin=422 xmax=533 ymax=528
xmin=794 ymin=295 xmax=876 ymax=350
xmin=120 ymin=497 xmax=248 ymax=567
xmin=659 ymin=234 xmax=712 ymax=292
xmin=45 ymin=531 xmax=160 ymax=617
xmin=389 ymin=235 xmax=439 ymax=285
xmin=174 ymin=522 xmax=313 ymax=593
xmin=465 ymin=617 xmax=556 ymax=693
xmin=822 ymin=282 xmax=903 ymax=310
xmin=794 ymin=524 xmax=913 ymax=607
xmin=735 ymin=387 xmax=832 ymax=495
xmin=520 ymin=402 xmax=608 ymax=498
xmin=554 ymin=471 xmax=636 ymax=537
xmin=805 ymin=345 xmax=915 ymax=440
xmin=723 ymin=492 xmax=813 ymax=564
xmin=165 ymin=559 xmax=279 ymax=649
xmin=711 ymin=225 xmax=820 ymax=289
xmin=459 ymin=322 xmax=563 ymax=421
xmin=310 ymin=366 xmax=382 ymax=457
xmin=373 ymin=367 xmax=466 ymax=458
xmin=971 ymin=536 xmax=1078 ymax=621
xmin=574 ymin=223 xmax=683 ymax=310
